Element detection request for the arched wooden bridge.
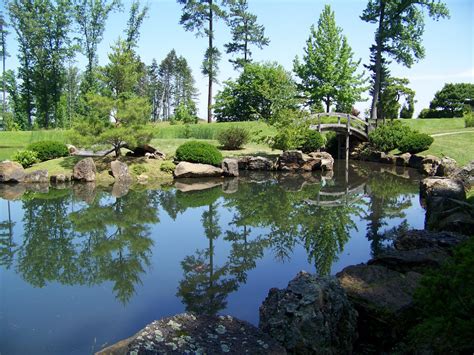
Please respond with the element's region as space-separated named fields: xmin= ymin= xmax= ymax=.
xmin=309 ymin=112 xmax=374 ymax=160
xmin=309 ymin=112 xmax=373 ymax=140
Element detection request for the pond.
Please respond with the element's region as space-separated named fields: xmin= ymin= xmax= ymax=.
xmin=0 ymin=161 xmax=425 ymax=354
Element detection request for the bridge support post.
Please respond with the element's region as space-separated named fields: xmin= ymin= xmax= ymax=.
xmin=345 ymin=132 xmax=350 ymax=162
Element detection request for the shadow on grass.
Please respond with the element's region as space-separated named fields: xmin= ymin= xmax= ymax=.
xmin=59 ymin=156 xmax=81 ymax=170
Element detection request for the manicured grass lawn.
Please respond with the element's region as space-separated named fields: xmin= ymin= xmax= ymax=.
xmin=402 ymin=118 xmax=473 ymax=135
xmin=421 ymin=132 xmax=474 ymax=166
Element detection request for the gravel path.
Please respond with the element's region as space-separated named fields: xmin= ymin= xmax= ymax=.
xmin=431 ymin=130 xmax=474 ymax=137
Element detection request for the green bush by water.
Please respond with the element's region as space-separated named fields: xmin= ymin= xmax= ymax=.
xmin=369 ymin=121 xmax=412 ymax=152
xmin=398 ymin=132 xmax=434 ymax=154
xmin=12 ymin=149 xmax=39 ymax=168
xmin=160 ymin=160 xmax=176 ymax=173
xmin=217 ymin=127 xmax=250 ymax=150
xmin=27 ymin=140 xmax=69 ymax=162
xmin=175 ymin=141 xmax=223 ymax=166
xmin=301 ymin=130 xmax=325 ymax=153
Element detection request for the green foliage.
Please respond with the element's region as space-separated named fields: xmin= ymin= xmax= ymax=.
xmin=27 ymin=140 xmax=69 ymax=162
xmin=398 ymin=132 xmax=434 ymax=154
xmin=214 ymin=62 xmax=297 ymax=123
xmin=172 ymin=102 xmax=198 ymax=124
xmin=368 ymin=120 xmax=412 ymax=152
xmin=269 ymin=109 xmax=324 ymax=152
xmin=160 ymin=160 xmax=176 ymax=174
xmin=379 ymin=77 xmax=415 ymax=119
xmin=225 ymin=0 xmax=269 ymax=69
xmin=410 ymin=238 xmax=474 ymax=353
xmin=216 ymin=126 xmax=250 ymax=150
xmin=131 ymin=164 xmax=147 ymax=175
xmin=294 ymin=5 xmax=366 ymax=113
xmin=427 ymin=83 xmax=474 ymax=118
xmin=465 ymin=112 xmax=474 ymax=128
xmin=12 ymin=149 xmax=39 ymax=167
xmin=175 ymin=141 xmax=223 ymax=166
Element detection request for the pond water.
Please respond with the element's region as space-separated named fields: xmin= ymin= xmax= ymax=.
xmin=0 ymin=161 xmax=425 ymax=354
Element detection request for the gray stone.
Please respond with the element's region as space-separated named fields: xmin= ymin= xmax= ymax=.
xmin=222 ymin=158 xmax=239 ymax=177
xmin=368 ymin=247 xmax=450 ymax=273
xmin=420 ymin=177 xmax=466 ymax=201
xmin=394 ymin=229 xmax=467 ymax=251
xmin=436 ymin=156 xmax=457 ymax=177
xmin=408 ymin=154 xmax=424 ymax=169
xmin=337 ymin=264 xmax=422 ymax=350
xmin=0 ymin=161 xmax=25 ymax=183
xmin=421 ymin=155 xmax=441 ymax=176
xmin=259 ymin=271 xmax=357 ymax=354
xmin=73 ymin=158 xmax=97 ymax=182
xmin=50 ymin=174 xmax=70 ymax=183
xmin=395 ymin=153 xmax=411 ymax=167
xmin=380 ymin=152 xmax=396 ymax=165
xmin=174 ymin=162 xmax=223 ymax=178
xmin=308 ymin=152 xmax=334 ymax=171
xmin=452 ymin=160 xmax=474 ymax=189
xmin=96 ymin=313 xmax=286 ymax=355
xmin=23 ymin=169 xmax=49 ymax=183
xmin=110 ymin=160 xmax=132 ymax=182
xmin=277 ymin=150 xmax=306 ymax=171
xmin=248 ymin=156 xmax=274 ymax=171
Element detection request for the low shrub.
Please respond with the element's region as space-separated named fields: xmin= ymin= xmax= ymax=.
xmin=12 ymin=150 xmax=39 ymax=168
xmin=368 ymin=120 xmax=412 ymax=152
xmin=27 ymin=140 xmax=69 ymax=162
xmin=175 ymin=141 xmax=223 ymax=166
xmin=300 ymin=130 xmax=325 ymax=153
xmin=217 ymin=127 xmax=250 ymax=150
xmin=465 ymin=112 xmax=474 ymax=128
xmin=160 ymin=160 xmax=176 ymax=173
xmin=398 ymin=132 xmax=434 ymax=154
xmin=409 ymin=238 xmax=474 ymax=353
xmin=132 ymin=165 xmax=147 ymax=175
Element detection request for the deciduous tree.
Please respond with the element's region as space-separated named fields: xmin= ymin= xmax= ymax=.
xmin=294 ymin=5 xmax=366 ymax=113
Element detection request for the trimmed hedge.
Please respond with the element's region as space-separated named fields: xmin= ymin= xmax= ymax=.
xmin=217 ymin=127 xmax=250 ymax=150
xmin=175 ymin=141 xmax=223 ymax=166
xmin=368 ymin=121 xmax=412 ymax=152
xmin=398 ymin=132 xmax=434 ymax=154
xmin=301 ymin=130 xmax=325 ymax=153
xmin=27 ymin=140 xmax=69 ymax=162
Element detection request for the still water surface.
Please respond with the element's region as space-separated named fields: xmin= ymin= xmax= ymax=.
xmin=0 ymin=161 xmax=424 ymax=354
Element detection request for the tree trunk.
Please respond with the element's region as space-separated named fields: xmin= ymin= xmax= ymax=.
xmin=207 ymin=0 xmax=214 ymax=123
xmin=370 ymin=0 xmax=386 ymax=127
xmin=325 ymin=96 xmax=330 ymax=113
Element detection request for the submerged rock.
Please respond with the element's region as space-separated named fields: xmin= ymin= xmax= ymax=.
xmin=0 ymin=161 xmax=25 ymax=183
xmin=174 ymin=162 xmax=223 ymax=178
xmin=259 ymin=271 xmax=357 ymax=354
xmin=73 ymin=158 xmax=97 ymax=182
xmin=394 ymin=229 xmax=468 ymax=252
xmin=96 ymin=313 xmax=286 ymax=355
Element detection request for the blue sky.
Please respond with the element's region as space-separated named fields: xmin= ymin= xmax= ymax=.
xmin=3 ymin=0 xmax=474 ymax=118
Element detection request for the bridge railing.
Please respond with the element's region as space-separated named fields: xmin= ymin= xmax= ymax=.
xmin=309 ymin=112 xmax=372 ymax=136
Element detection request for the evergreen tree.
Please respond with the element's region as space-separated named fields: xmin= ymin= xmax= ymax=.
xmin=124 ymin=0 xmax=148 ymax=50
xmin=294 ymin=5 xmax=366 ymax=113
xmin=0 ymin=12 xmax=9 ymax=118
xmin=361 ymin=0 xmax=449 ymax=121
xmin=225 ymin=0 xmax=269 ymax=69
xmin=177 ymin=0 xmax=228 ymax=123
xmin=73 ymin=0 xmax=121 ymax=93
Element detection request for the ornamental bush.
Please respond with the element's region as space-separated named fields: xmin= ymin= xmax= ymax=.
xmin=465 ymin=112 xmax=474 ymax=128
xmin=12 ymin=150 xmax=39 ymax=168
xmin=27 ymin=140 xmax=69 ymax=162
xmin=217 ymin=127 xmax=250 ymax=150
xmin=368 ymin=120 xmax=412 ymax=152
xmin=160 ymin=160 xmax=176 ymax=173
xmin=175 ymin=141 xmax=223 ymax=166
xmin=300 ymin=130 xmax=325 ymax=153
xmin=398 ymin=132 xmax=434 ymax=154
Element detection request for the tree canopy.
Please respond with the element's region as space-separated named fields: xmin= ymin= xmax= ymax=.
xmin=419 ymin=83 xmax=474 ymax=118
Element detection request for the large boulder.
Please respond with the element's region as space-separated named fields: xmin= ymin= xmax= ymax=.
xmin=96 ymin=313 xmax=286 ymax=355
xmin=452 ymin=160 xmax=474 ymax=189
xmin=436 ymin=156 xmax=457 ymax=177
xmin=23 ymin=169 xmax=49 ymax=183
xmin=395 ymin=153 xmax=411 ymax=167
xmin=110 ymin=160 xmax=132 ymax=183
xmin=222 ymin=158 xmax=239 ymax=177
xmin=408 ymin=154 xmax=424 ymax=170
xmin=277 ymin=150 xmax=306 ymax=171
xmin=394 ymin=229 xmax=467 ymax=252
xmin=174 ymin=162 xmax=223 ymax=178
xmin=420 ymin=177 xmax=466 ymax=202
xmin=248 ymin=156 xmax=274 ymax=171
xmin=259 ymin=271 xmax=357 ymax=354
xmin=0 ymin=161 xmax=25 ymax=183
xmin=308 ymin=152 xmax=334 ymax=171
xmin=73 ymin=158 xmax=97 ymax=182
xmin=420 ymin=155 xmax=441 ymax=176
xmin=337 ymin=264 xmax=422 ymax=350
